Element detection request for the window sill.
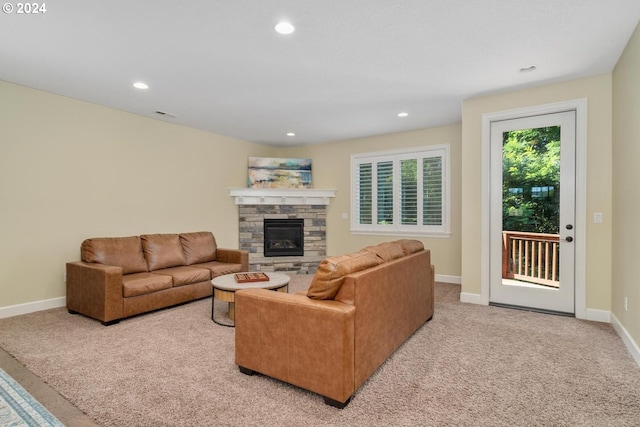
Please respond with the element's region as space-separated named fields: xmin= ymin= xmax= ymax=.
xmin=350 ymin=229 xmax=451 ymax=239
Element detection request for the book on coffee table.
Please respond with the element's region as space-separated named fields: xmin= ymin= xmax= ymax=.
xmin=234 ymin=272 xmax=270 ymax=283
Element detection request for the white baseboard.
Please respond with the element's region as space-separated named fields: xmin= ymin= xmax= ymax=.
xmin=585 ymin=308 xmax=611 ymax=323
xmin=435 ymin=274 xmax=461 ymax=284
xmin=459 ymin=292 xmax=486 ymax=305
xmin=611 ymin=313 xmax=640 ymax=368
xmin=0 ymin=297 xmax=66 ymax=320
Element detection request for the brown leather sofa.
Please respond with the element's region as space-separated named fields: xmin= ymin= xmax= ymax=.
xmin=66 ymin=231 xmax=248 ymax=325
xmin=235 ymin=239 xmax=434 ymax=408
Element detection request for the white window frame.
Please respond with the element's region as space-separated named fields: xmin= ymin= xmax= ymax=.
xmin=350 ymin=144 xmax=450 ymax=237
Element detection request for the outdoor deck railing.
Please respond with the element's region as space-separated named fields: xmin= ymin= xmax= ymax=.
xmin=502 ymin=231 xmax=560 ymax=288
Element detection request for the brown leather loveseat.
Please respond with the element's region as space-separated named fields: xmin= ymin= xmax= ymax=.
xmin=235 ymin=239 xmax=434 ymax=408
xmin=66 ymin=231 xmax=248 ymax=325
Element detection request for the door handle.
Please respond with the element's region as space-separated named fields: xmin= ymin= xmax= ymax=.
xmin=563 ymin=236 xmax=574 ymax=243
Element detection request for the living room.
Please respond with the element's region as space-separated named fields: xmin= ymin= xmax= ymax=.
xmin=1 ymin=2 xmax=639 ymax=425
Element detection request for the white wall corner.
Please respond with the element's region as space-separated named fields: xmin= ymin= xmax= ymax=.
xmin=0 ymin=297 xmax=66 ymax=320
xmin=611 ymin=313 xmax=640 ymax=368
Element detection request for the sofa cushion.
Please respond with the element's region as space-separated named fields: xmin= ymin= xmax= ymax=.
xmin=179 ymin=232 xmax=217 ymax=265
xmin=393 ymin=239 xmax=424 ymax=255
xmin=122 ymin=272 xmax=172 ymax=297
xmin=362 ymin=242 xmax=405 ymax=262
xmin=307 ymin=251 xmax=381 ymax=300
xmin=81 ymin=236 xmax=148 ymax=274
xmin=193 ymin=261 xmax=244 ymax=278
xmin=141 ymin=234 xmax=187 ymax=271
xmin=150 ymin=266 xmax=211 ymax=287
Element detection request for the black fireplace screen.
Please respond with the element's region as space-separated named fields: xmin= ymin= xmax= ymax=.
xmin=264 ymin=219 xmax=304 ymax=257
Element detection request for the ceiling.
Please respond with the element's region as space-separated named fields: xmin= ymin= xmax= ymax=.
xmin=1 ymin=1 xmax=639 ymax=146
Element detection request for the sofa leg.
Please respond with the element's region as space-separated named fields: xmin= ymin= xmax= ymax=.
xmin=239 ymin=366 xmax=255 ymax=376
xmin=68 ymin=309 xmax=78 ymax=315
xmin=101 ymin=319 xmax=120 ymax=326
xmin=323 ymin=395 xmax=351 ymax=409
xmin=426 ymin=314 xmax=433 ymax=322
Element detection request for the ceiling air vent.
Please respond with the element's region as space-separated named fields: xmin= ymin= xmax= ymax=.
xmin=155 ymin=110 xmax=179 ymax=118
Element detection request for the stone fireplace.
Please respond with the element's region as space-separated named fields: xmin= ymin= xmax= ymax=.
xmin=229 ymin=188 xmax=336 ymax=274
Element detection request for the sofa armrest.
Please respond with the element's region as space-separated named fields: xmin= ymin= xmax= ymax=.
xmin=66 ymin=261 xmax=124 ymax=324
xmin=235 ymin=288 xmax=355 ymax=404
xmin=216 ymin=248 xmax=249 ymax=271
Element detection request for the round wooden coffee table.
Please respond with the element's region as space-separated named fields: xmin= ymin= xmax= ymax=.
xmin=211 ymin=272 xmax=290 ymax=326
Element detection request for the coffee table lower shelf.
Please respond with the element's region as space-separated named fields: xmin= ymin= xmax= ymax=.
xmin=211 ymin=272 xmax=290 ymax=327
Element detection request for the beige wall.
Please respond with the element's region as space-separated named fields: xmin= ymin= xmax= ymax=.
xmin=0 ymin=81 xmax=275 ymax=307
xmin=281 ymin=124 xmax=462 ymax=279
xmin=461 ymin=74 xmax=613 ymax=311
xmin=612 ymin=22 xmax=640 ymax=345
xmin=0 ymin=80 xmax=462 ymax=310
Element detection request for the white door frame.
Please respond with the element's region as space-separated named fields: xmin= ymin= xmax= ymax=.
xmin=480 ymin=99 xmax=587 ymax=319
xmin=489 ymin=112 xmax=576 ymax=313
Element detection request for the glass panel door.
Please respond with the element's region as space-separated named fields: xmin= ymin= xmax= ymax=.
xmin=490 ymin=111 xmax=576 ymax=314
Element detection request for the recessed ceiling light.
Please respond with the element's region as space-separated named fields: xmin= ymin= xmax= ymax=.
xmin=397 ymin=112 xmax=409 ymax=117
xmin=133 ymin=82 xmax=149 ymax=89
xmin=275 ymin=22 xmax=295 ymax=35
xmin=519 ymin=65 xmax=537 ymax=73
xmin=286 ymin=132 xmax=296 ymax=137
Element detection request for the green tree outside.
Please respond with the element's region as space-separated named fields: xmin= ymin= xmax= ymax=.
xmin=502 ymin=126 xmax=561 ymax=234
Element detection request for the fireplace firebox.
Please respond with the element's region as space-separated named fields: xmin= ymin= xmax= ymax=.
xmin=264 ymin=219 xmax=304 ymax=257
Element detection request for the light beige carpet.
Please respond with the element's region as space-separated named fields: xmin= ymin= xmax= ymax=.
xmin=0 ymin=276 xmax=639 ymax=426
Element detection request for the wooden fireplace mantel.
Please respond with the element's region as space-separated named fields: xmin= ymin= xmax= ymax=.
xmin=228 ymin=188 xmax=337 ymax=206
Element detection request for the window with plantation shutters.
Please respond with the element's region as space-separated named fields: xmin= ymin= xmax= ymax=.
xmin=377 ymin=161 xmax=394 ymax=225
xmin=423 ymin=156 xmax=443 ymax=226
xmin=351 ymin=145 xmax=450 ymax=237
xmin=357 ymin=163 xmax=372 ymax=224
xmin=401 ymin=158 xmax=418 ymax=225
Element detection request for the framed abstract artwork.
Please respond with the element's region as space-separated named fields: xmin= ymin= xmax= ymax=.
xmin=248 ymin=157 xmax=312 ymax=189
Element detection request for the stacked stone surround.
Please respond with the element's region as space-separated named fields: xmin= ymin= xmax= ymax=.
xmin=238 ymin=205 xmax=326 ymax=274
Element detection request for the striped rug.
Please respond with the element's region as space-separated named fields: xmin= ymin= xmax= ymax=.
xmin=0 ymin=368 xmax=63 ymax=427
